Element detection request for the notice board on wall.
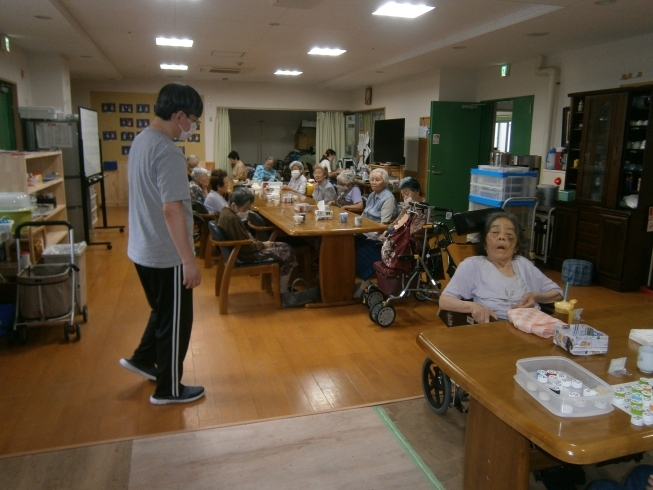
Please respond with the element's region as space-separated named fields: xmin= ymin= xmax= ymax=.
xmin=79 ymin=107 xmax=102 ymax=177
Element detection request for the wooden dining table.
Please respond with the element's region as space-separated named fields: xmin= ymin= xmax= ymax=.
xmin=417 ymin=304 xmax=653 ymax=490
xmin=251 ymin=193 xmax=386 ymax=307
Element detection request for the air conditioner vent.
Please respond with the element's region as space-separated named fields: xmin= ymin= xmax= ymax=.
xmin=198 ymin=66 xmax=253 ymax=75
xmin=269 ymin=0 xmax=322 ymax=8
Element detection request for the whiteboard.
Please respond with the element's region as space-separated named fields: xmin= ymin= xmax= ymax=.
xmin=79 ymin=107 xmax=102 ymax=177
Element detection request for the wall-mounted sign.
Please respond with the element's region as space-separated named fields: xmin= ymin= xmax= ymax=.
xmin=500 ymin=64 xmax=511 ymax=77
xmin=432 ymin=134 xmax=440 ymax=145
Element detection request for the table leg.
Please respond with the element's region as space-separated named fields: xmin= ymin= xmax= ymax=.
xmin=306 ymin=234 xmax=356 ymax=307
xmin=464 ymin=397 xmax=531 ymax=490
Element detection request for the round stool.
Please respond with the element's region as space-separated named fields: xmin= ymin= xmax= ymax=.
xmin=561 ymin=259 xmax=593 ymax=286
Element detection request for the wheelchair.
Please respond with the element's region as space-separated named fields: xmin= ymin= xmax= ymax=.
xmin=362 ymin=202 xmax=458 ymax=328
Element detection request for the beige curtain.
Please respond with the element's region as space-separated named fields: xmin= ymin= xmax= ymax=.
xmin=213 ymin=107 xmax=231 ymax=172
xmin=316 ymin=112 xmax=345 ymax=163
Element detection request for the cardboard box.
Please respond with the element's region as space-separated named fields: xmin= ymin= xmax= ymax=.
xmin=554 ymin=324 xmax=609 ymax=355
xmin=558 ymin=190 xmax=576 ymax=201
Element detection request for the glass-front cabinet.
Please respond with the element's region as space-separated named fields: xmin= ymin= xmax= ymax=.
xmin=575 ymin=93 xmax=627 ymax=207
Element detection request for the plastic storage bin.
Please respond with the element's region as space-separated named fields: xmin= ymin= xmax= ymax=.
xmin=514 ymin=356 xmax=614 ymax=418
xmin=41 ymin=242 xmax=87 ymax=315
xmin=470 ymin=169 xmax=537 ymax=201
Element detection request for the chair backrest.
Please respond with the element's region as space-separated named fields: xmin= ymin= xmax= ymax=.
xmin=208 ymin=221 xmax=234 ymax=262
xmin=247 ymin=210 xmax=272 ymax=241
xmin=451 ymin=207 xmax=501 ymax=235
xmin=193 ymin=201 xmax=210 ymax=214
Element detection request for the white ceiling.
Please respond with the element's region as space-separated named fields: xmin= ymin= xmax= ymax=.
xmin=1 ymin=0 xmax=652 ymax=90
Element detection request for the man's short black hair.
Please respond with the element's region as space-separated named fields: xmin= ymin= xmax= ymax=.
xmin=154 ymin=83 xmax=203 ymax=120
xmin=228 ymin=151 xmax=239 ymax=160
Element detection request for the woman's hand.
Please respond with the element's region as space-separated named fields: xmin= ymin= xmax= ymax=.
xmin=515 ymin=292 xmax=537 ymax=309
xmin=470 ymin=303 xmax=498 ymax=324
xmin=262 ymin=241 xmax=273 ymax=248
xmin=378 ymin=232 xmax=387 ymax=241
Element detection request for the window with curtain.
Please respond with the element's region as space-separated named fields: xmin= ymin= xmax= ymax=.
xmin=213 ymin=107 xmax=231 ymax=172
xmin=315 ymin=112 xmax=345 ymax=164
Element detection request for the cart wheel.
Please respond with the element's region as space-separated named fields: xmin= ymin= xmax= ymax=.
xmin=18 ymin=326 xmax=27 ymax=345
xmin=415 ymin=281 xmax=437 ymax=301
xmin=376 ymin=305 xmax=395 ymax=328
xmin=64 ymin=322 xmax=71 ymax=341
xmin=369 ymin=303 xmax=383 ymax=323
xmin=366 ymin=287 xmax=384 ymax=310
xmin=75 ymin=322 xmax=81 ymax=341
xmin=82 ymin=305 xmax=89 ymax=324
xmin=107 ymin=244 xmax=113 ymax=250
xmin=422 ymin=358 xmax=451 ymax=415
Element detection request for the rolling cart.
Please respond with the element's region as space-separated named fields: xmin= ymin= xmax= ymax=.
xmin=10 ymin=221 xmax=80 ymax=344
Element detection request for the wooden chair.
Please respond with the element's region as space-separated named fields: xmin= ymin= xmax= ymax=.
xmin=208 ymin=221 xmax=281 ymax=314
xmin=192 ymin=202 xmax=217 ymax=267
xmin=247 ymin=210 xmax=314 ymax=285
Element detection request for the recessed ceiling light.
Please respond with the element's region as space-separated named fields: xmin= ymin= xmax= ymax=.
xmin=526 ymin=32 xmax=549 ymax=37
xmin=452 ymin=46 xmax=466 ymax=49
xmin=160 ymin=63 xmax=188 ymax=70
xmin=308 ymin=47 xmax=346 ymax=56
xmin=34 ymin=15 xmax=52 ymax=20
xmin=372 ymin=2 xmax=435 ymax=19
xmin=156 ymin=37 xmax=193 ymax=48
xmin=275 ymin=69 xmax=302 ymax=76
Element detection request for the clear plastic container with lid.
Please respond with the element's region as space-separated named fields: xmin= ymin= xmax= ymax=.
xmin=0 ymin=192 xmax=31 ymax=211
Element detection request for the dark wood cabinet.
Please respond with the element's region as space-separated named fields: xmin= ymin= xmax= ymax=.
xmin=553 ymin=84 xmax=653 ymax=292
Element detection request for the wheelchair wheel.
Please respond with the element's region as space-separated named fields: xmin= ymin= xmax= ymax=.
xmin=369 ymin=303 xmax=383 ymax=323
xmin=376 ymin=305 xmax=395 ymax=328
xmin=365 ymin=286 xmax=384 ymax=310
xmin=422 ymin=357 xmax=452 ymax=414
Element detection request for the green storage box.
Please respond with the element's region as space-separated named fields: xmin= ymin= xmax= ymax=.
xmin=0 ymin=209 xmax=34 ymax=232
xmin=558 ymin=190 xmax=576 ymax=202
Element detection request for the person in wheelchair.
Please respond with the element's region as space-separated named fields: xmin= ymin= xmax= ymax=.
xmin=217 ymin=188 xmax=297 ymax=293
xmin=439 ymin=211 xmax=562 ymax=323
xmin=353 ymin=176 xmax=427 ymax=298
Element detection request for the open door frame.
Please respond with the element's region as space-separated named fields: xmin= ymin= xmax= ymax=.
xmin=0 ymin=77 xmax=23 ymax=150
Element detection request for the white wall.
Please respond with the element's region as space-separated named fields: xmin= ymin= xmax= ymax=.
xmin=29 ymin=54 xmax=71 ymax=113
xmin=229 ymin=109 xmax=315 ymax=165
xmin=72 ymin=78 xmax=348 ymax=163
xmin=349 ymin=69 xmax=441 ymax=171
xmin=0 ymin=43 xmax=33 ymax=107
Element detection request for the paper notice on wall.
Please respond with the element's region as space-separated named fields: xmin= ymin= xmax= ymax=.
xmin=648 ymin=207 xmax=653 ymax=232
xmin=418 ymin=125 xmax=428 ymax=138
xmin=432 ymin=134 xmax=440 ymax=145
xmin=36 ymin=122 xmax=74 ymax=148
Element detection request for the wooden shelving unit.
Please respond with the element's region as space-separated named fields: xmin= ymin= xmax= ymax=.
xmin=0 ymin=151 xmax=69 ymax=264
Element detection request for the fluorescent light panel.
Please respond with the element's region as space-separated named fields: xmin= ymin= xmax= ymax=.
xmin=156 ymin=37 xmax=193 ymax=47
xmin=308 ymin=47 xmax=346 ymax=56
xmin=160 ymin=63 xmax=188 ymax=70
xmin=372 ymin=2 xmax=434 ymax=18
xmin=275 ymin=69 xmax=302 ymax=76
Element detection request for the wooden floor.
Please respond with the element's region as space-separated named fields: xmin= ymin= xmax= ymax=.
xmin=1 ymin=206 xmax=652 ymax=457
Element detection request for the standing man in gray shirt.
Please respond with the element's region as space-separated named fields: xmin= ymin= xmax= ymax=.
xmin=119 ymin=83 xmax=205 ymax=405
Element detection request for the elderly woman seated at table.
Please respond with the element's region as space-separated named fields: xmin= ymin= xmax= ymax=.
xmin=280 ymin=161 xmax=307 ymax=195
xmin=353 ymin=176 xmax=419 ymax=298
xmin=332 ymin=169 xmax=363 ymax=213
xmin=203 ymin=169 xmax=229 ymax=214
xmin=217 ymin=188 xmax=297 ymax=293
xmin=311 ymin=165 xmax=336 ymax=203
xmin=439 ymin=211 xmax=563 ymax=323
xmin=362 ymin=168 xmax=397 ymax=224
xmin=189 ymin=166 xmax=210 ymax=204
xmin=253 ymin=156 xmax=278 ymax=182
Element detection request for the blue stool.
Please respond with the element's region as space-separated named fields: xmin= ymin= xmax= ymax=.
xmin=561 ymin=259 xmax=593 ymax=300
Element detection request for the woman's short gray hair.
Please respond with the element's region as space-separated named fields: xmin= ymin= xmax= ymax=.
xmin=370 ymin=168 xmax=389 ymax=187
xmin=191 ymin=167 xmax=210 ymax=181
xmin=337 ymin=169 xmax=356 ymax=186
xmin=229 ymin=187 xmax=255 ymax=207
xmin=289 ymin=161 xmax=303 ymax=171
xmin=479 ymin=211 xmax=528 ymax=257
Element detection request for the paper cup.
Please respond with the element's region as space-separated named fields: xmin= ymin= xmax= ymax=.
xmin=293 ymin=215 xmax=303 ymax=224
xmin=355 ymin=216 xmax=362 ymax=227
xmin=339 ymin=212 xmax=348 ymax=223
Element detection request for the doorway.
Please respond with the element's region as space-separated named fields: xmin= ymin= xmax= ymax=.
xmin=0 ymin=80 xmax=18 ymax=150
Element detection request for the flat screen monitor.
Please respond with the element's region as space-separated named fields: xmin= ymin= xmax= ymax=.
xmin=373 ymin=118 xmax=405 ymax=165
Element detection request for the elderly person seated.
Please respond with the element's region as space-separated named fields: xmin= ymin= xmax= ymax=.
xmin=353 ymin=177 xmax=422 ymax=298
xmin=204 ymin=169 xmax=229 ymax=214
xmin=228 ymin=151 xmax=248 ymax=181
xmin=332 ymin=169 xmax=363 ymax=212
xmin=362 ymin=168 xmax=397 ymax=224
xmin=217 ymin=188 xmax=297 ymax=293
xmin=439 ymin=211 xmax=563 ymax=323
xmin=253 ymin=156 xmax=278 ymax=182
xmin=280 ymin=161 xmax=307 ymax=195
xmin=189 ymin=166 xmax=210 ymax=204
xmin=311 ymin=165 xmax=336 ymax=203
xmin=186 ymin=154 xmax=199 ymax=182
